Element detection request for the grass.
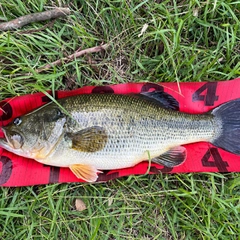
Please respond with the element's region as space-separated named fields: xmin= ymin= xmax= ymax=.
xmin=0 ymin=0 xmax=240 ymax=239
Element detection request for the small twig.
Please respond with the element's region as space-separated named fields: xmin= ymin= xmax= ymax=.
xmin=18 ymin=19 xmax=56 ymax=34
xmin=0 ymin=7 xmax=70 ymax=31
xmin=36 ymin=43 xmax=110 ymax=73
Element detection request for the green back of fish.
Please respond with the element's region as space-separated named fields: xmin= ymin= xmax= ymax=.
xmin=57 ymin=93 xmax=215 ymax=148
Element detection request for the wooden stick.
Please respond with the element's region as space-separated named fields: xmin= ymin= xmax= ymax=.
xmin=0 ymin=8 xmax=70 ymax=31
xmin=18 ymin=19 xmax=56 ymax=34
xmin=36 ymin=43 xmax=110 ymax=73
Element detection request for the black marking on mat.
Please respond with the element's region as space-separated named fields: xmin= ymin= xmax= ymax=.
xmin=192 ymin=82 xmax=219 ymax=106
xmin=49 ymin=166 xmax=60 ymax=183
xmin=41 ymin=91 xmax=59 ymax=103
xmin=43 ymin=164 xmax=60 ymax=183
xmin=0 ymin=101 xmax=13 ymax=121
xmin=141 ymin=83 xmax=164 ymax=92
xmin=92 ymin=86 xmax=114 ymax=94
xmin=150 ymin=166 xmax=173 ymax=173
xmin=96 ymin=170 xmax=120 ymax=182
xmin=0 ymin=156 xmax=13 ymax=185
xmin=201 ymin=147 xmax=229 ymax=172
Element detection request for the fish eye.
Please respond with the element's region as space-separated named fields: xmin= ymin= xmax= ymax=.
xmin=13 ymin=117 xmax=22 ymax=126
xmin=57 ymin=109 xmax=62 ymax=116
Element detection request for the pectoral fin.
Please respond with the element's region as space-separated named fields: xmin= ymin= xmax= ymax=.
xmin=70 ymin=164 xmax=101 ymax=182
xmin=66 ymin=126 xmax=108 ymax=152
xmin=152 ymin=146 xmax=187 ymax=167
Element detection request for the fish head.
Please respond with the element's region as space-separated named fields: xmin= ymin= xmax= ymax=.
xmin=0 ymin=104 xmax=66 ymax=160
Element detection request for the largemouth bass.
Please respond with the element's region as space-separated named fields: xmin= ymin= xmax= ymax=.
xmin=0 ymin=91 xmax=239 ymax=182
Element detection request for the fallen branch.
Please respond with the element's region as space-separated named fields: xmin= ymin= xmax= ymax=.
xmin=36 ymin=43 xmax=110 ymax=73
xmin=18 ymin=19 xmax=56 ymax=34
xmin=0 ymin=7 xmax=70 ymax=31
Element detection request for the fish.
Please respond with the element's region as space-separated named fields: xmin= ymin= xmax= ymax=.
xmin=0 ymin=91 xmax=240 ymax=182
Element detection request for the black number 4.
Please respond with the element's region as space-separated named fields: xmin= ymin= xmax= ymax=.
xmin=201 ymin=147 xmax=229 ymax=172
xmin=192 ymin=82 xmax=219 ymax=106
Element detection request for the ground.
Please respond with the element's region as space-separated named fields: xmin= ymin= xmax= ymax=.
xmin=0 ymin=0 xmax=239 ymax=239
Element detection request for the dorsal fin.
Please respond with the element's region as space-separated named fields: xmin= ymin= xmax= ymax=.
xmin=139 ymin=91 xmax=179 ymax=110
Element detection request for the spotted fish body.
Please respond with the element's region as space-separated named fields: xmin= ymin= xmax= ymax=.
xmin=48 ymin=94 xmax=215 ymax=169
xmin=0 ymin=92 xmax=240 ymax=182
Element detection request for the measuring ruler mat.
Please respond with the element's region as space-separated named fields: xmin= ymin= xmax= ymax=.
xmin=1 ymin=78 xmax=240 ymax=186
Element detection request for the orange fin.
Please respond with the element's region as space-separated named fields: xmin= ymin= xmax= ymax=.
xmin=69 ymin=164 xmax=101 ymax=182
xmin=152 ymin=146 xmax=187 ymax=167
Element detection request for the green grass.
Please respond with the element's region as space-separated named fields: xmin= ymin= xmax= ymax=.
xmin=0 ymin=0 xmax=240 ymax=239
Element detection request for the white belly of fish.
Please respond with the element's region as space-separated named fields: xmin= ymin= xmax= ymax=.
xmin=39 ymin=136 xmax=167 ymax=170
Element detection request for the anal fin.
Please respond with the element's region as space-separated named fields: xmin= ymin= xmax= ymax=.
xmin=152 ymin=146 xmax=187 ymax=167
xmin=69 ymin=164 xmax=102 ymax=182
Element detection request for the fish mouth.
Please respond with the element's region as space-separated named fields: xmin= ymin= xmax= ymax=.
xmin=0 ymin=127 xmax=13 ymax=150
xmin=0 ymin=127 xmax=29 ymax=158
xmin=0 ymin=127 xmax=23 ymax=149
xmin=1 ymin=127 xmax=9 ymax=142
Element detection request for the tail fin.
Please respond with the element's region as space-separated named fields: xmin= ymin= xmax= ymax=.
xmin=211 ymin=99 xmax=240 ymax=155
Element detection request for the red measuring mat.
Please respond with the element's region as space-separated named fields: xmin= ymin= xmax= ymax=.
xmin=1 ymin=79 xmax=240 ymax=186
